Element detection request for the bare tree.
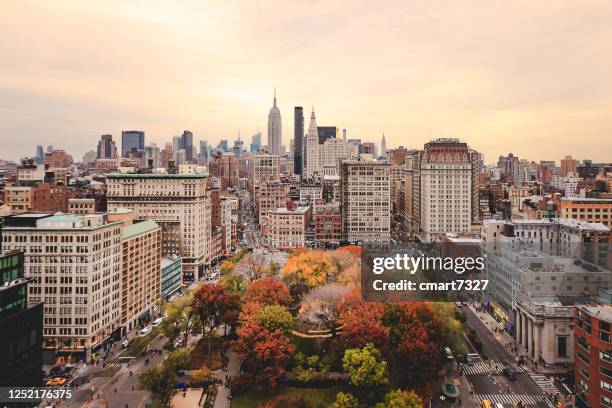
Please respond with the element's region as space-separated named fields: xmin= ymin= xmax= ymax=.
xmin=299 ymin=284 xmax=350 ymax=336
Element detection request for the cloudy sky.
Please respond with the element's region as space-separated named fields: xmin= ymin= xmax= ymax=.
xmin=1 ymin=0 xmax=612 ymax=163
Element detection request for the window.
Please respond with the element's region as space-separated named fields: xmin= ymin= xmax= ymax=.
xmin=557 ymin=336 xmax=568 ymax=358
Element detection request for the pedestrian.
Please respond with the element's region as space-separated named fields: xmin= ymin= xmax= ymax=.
xmin=114 ymin=388 xmax=117 ymax=393
xmin=132 ymin=385 xmax=135 ymax=392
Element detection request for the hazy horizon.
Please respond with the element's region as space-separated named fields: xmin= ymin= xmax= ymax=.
xmin=1 ymin=0 xmax=612 ymax=163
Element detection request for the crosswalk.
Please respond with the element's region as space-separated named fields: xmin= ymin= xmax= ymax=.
xmin=529 ymin=374 xmax=561 ymax=396
xmin=474 ymin=394 xmax=547 ymax=406
xmin=106 ymin=362 xmax=128 ymax=369
xmin=462 ymin=362 xmax=526 ymax=376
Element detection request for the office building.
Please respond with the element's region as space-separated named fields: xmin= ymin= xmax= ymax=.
xmin=106 ymin=172 xmax=211 ymax=281
xmin=250 ymin=131 xmax=262 ymax=153
xmin=381 ymin=133 xmax=387 ymax=158
xmin=111 ymin=212 xmax=162 ymax=334
xmin=0 ymin=245 xmax=43 ymax=387
xmin=340 ymin=158 xmax=390 ymax=245
xmin=121 ymin=130 xmax=145 ymax=157
xmin=181 ymin=131 xmax=194 ymax=162
xmin=249 ymin=153 xmax=280 ymax=192
xmin=44 ymin=150 xmax=71 ymax=168
xmin=255 ymin=181 xmax=288 ymax=221
xmin=558 ymin=197 xmax=612 ymax=227
xmin=267 ymin=90 xmax=282 ymax=155
xmin=294 ymin=107 xmax=303 ymax=175
xmin=317 ymin=126 xmax=338 ymax=145
xmin=313 ymin=201 xmax=342 ymax=247
xmin=2 ymin=213 xmax=123 ymax=362
xmin=97 ymin=134 xmax=118 ymax=159
xmin=161 ymin=256 xmax=182 ymax=300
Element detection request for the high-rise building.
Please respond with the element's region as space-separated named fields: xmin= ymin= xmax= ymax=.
xmin=560 ymin=155 xmax=578 ymax=177
xmin=97 ymin=134 xmax=118 ymax=159
xmin=267 ymin=89 xmax=282 ymax=155
xmin=249 ymin=153 xmax=280 ymax=194
xmin=304 ymin=107 xmax=319 ymax=180
xmin=43 ymin=150 xmax=71 ymax=168
xmin=497 ymin=153 xmax=521 ymax=185
xmin=200 ymin=140 xmax=209 ymax=164
xmin=317 ymin=126 xmax=338 ymax=145
xmin=3 ymin=213 xmax=123 ymax=361
xmin=0 ymin=242 xmax=43 ymax=387
xmin=145 ymin=143 xmax=161 ymax=168
xmin=35 ymin=145 xmax=44 ymax=165
xmin=121 ymin=130 xmax=145 ymax=157
xmin=161 ymin=143 xmax=173 ymax=167
xmin=294 ymin=107 xmax=304 ymax=175
xmin=381 ymin=133 xmax=387 ymax=158
xmin=340 ymin=158 xmax=391 ymax=245
xmin=420 ymin=138 xmax=473 ymax=241
xmin=250 ymin=131 xmax=262 ymax=153
xmin=172 ymin=135 xmax=183 ymax=156
xmin=181 ymin=131 xmax=194 ymax=162
xmin=106 ymin=173 xmax=211 ymax=281
xmin=218 ymin=140 xmax=229 ymax=152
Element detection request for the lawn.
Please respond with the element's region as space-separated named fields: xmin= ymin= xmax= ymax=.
xmin=231 ymin=386 xmax=342 ymax=408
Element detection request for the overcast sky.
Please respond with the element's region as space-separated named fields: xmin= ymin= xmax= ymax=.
xmin=1 ymin=0 xmax=612 ymax=164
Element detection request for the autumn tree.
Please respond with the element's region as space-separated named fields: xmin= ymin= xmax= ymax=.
xmin=233 ymin=320 xmax=295 ymax=388
xmin=193 ymin=284 xmax=241 ymax=364
xmin=374 ymin=389 xmax=423 ymax=408
xmin=244 ymin=277 xmax=292 ymax=307
xmin=299 ymin=283 xmax=350 ymax=335
xmin=338 ymin=295 xmax=389 ymax=351
xmin=161 ymin=289 xmax=201 ymax=349
xmin=343 ymin=343 xmax=389 ymax=387
xmin=256 ymin=305 xmax=295 ymax=333
xmin=281 ymin=250 xmax=339 ymax=289
xmin=331 ymin=392 xmax=359 ymax=408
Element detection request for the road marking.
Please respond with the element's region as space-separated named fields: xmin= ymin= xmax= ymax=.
xmin=462 ymin=362 xmax=525 ymax=376
xmin=474 ymin=394 xmax=547 ymax=406
xmin=528 ymin=374 xmax=561 ymax=396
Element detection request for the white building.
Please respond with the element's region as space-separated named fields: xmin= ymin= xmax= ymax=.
xmin=420 ymin=138 xmax=473 ymax=241
xmin=304 ymin=108 xmax=319 ymax=180
xmin=551 ymin=172 xmax=580 ymax=197
xmin=2 ymin=213 xmax=123 ymax=361
xmin=106 ymin=173 xmax=211 ymax=281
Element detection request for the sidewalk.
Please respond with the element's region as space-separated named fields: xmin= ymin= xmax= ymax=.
xmin=213 ymin=349 xmax=241 ymax=408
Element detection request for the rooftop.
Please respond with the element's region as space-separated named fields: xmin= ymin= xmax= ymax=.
xmin=106 ymin=173 xmax=205 ymax=179
xmin=122 ymin=219 xmax=160 ymax=239
xmin=560 ymin=197 xmax=612 ymax=203
xmin=577 ymin=304 xmax=612 ymax=322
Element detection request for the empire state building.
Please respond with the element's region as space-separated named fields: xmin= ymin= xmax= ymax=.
xmin=267 ymin=89 xmax=282 ymax=155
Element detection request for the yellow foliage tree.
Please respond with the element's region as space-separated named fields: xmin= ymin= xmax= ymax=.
xmin=281 ymin=250 xmax=339 ymax=288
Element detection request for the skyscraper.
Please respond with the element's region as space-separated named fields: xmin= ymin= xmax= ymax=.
xmin=121 ymin=130 xmax=145 ymax=157
xmin=304 ymin=107 xmax=319 ymax=179
xmin=381 ymin=132 xmax=387 ymax=158
xmin=267 ymin=89 xmax=282 ymax=155
xmin=200 ymin=140 xmax=209 ymax=164
xmin=251 ymin=131 xmax=262 ymax=153
xmin=294 ymin=106 xmax=304 ymax=175
xmin=35 ymin=145 xmax=44 ymax=164
xmin=181 ymin=130 xmax=194 ymax=162
xmin=317 ymin=126 xmax=338 ymax=144
xmin=97 ymin=134 xmax=118 ymax=159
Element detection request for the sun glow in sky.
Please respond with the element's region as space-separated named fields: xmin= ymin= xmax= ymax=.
xmin=1 ymin=0 xmax=612 ymax=163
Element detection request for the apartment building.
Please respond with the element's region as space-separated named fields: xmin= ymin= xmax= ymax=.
xmin=312 ymin=201 xmax=342 ymax=247
xmin=106 ymin=173 xmax=211 ymax=281
xmin=2 ymin=213 xmax=122 ymax=361
xmin=575 ymin=304 xmax=612 ymax=408
xmin=249 ymin=153 xmax=280 ymax=192
xmin=340 ymin=158 xmax=390 ymax=246
xmin=255 ymin=181 xmax=288 ymax=221
xmin=266 ymin=206 xmax=311 ymax=249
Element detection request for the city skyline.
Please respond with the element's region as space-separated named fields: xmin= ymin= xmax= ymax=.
xmin=2 ymin=1 xmax=612 ymax=162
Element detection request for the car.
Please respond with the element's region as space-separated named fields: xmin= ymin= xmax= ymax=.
xmin=121 ymin=340 xmax=130 ymax=349
xmin=455 ymin=302 xmax=463 ymax=308
xmin=152 ymin=317 xmax=164 ymax=326
xmin=49 ymin=365 xmax=64 ymax=376
xmin=140 ymin=326 xmax=152 ymax=336
xmin=502 ymin=367 xmax=516 ymax=381
xmin=46 ymin=377 xmax=67 ymax=386
xmin=174 ymin=338 xmax=184 ymax=348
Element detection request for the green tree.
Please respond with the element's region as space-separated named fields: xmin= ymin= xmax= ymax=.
xmin=256 ymin=305 xmax=295 ymax=333
xmin=342 ymin=343 xmax=389 ymax=387
xmin=163 ymin=349 xmax=191 ymax=372
xmin=375 ymin=389 xmax=423 ymax=408
xmin=138 ymin=366 xmax=176 ymax=405
xmin=162 ymin=289 xmax=201 ymax=348
xmin=218 ymin=272 xmax=246 ymax=294
xmin=129 ymin=335 xmax=151 ymax=355
xmin=331 ymin=392 xmax=359 ymax=408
